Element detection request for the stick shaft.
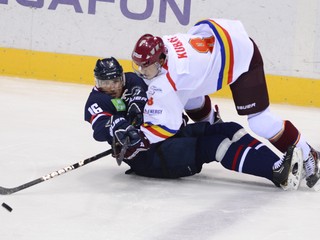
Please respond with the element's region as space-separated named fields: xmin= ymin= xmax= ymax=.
xmin=0 ymin=149 xmax=112 ymax=195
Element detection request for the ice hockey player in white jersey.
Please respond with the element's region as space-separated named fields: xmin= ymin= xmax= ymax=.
xmin=131 ymin=18 xmax=320 ymax=190
xmin=84 ymin=57 xmax=303 ymax=190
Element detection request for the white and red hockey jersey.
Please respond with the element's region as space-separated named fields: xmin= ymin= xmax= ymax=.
xmin=141 ymin=18 xmax=254 ymax=143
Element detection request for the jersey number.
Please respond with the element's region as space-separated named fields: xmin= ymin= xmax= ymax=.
xmin=88 ymin=103 xmax=103 ymax=115
xmin=189 ymin=36 xmax=215 ymax=53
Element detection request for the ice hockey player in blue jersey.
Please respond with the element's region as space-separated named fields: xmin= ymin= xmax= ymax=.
xmin=84 ymin=57 xmax=148 ymax=143
xmin=84 ymin=57 xmax=303 ymax=190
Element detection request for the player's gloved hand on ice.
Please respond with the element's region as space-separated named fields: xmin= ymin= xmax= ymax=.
xmin=109 ymin=116 xmax=131 ymax=158
xmin=114 ymin=125 xmax=150 ymax=160
xmin=126 ymin=102 xmax=143 ymax=127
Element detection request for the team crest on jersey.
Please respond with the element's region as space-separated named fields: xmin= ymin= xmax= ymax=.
xmin=147 ymin=85 xmax=162 ymax=96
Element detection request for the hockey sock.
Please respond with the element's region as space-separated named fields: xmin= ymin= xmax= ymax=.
xmin=220 ymin=142 xmax=279 ymax=181
xmin=186 ymin=95 xmax=212 ymax=122
xmin=269 ymin=120 xmax=313 ymax=160
xmin=236 ymin=133 xmax=275 ymax=157
xmin=269 ymin=120 xmax=300 ymax=153
xmin=205 ymin=122 xmax=274 ymax=157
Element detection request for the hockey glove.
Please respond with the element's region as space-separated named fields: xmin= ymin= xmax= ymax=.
xmin=114 ymin=125 xmax=150 ymax=160
xmin=109 ymin=116 xmax=130 ymax=137
xmin=109 ymin=116 xmax=130 ymax=159
xmin=126 ymin=102 xmax=143 ymax=128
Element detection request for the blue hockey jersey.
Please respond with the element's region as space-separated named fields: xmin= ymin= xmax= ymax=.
xmin=84 ymin=72 xmax=148 ymax=144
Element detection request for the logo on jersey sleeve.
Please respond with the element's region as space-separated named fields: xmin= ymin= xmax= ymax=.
xmin=189 ymin=36 xmax=215 ymax=53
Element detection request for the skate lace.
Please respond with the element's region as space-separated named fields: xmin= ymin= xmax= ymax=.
xmin=273 ymin=156 xmax=285 ymax=170
xmin=304 ymin=153 xmax=316 ymax=177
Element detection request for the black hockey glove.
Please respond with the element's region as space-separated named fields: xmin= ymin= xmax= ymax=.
xmin=126 ymin=102 xmax=143 ymax=128
xmin=114 ymin=125 xmax=150 ymax=160
xmin=109 ymin=116 xmax=130 ymax=159
xmin=125 ymin=86 xmax=147 ymax=127
xmin=109 ymin=116 xmax=130 ymax=137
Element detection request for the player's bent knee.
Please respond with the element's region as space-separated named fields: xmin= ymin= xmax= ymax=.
xmin=231 ymin=128 xmax=247 ymax=142
xmin=215 ymin=138 xmax=232 ymax=162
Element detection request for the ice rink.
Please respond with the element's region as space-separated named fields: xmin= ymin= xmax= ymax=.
xmin=0 ymin=77 xmax=319 ymax=240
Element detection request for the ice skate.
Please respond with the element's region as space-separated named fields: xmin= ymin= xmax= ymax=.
xmin=304 ymin=146 xmax=320 ymax=191
xmin=272 ymin=145 xmax=303 ymax=190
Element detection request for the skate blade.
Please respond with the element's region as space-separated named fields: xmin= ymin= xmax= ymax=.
xmin=312 ymin=180 xmax=320 ymax=191
xmin=308 ymin=157 xmax=320 ymax=191
xmin=281 ymin=147 xmax=304 ymax=191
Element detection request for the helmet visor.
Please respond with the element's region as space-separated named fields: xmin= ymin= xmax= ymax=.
xmin=96 ymin=76 xmax=124 ymax=98
xmin=132 ymin=61 xmax=160 ymax=80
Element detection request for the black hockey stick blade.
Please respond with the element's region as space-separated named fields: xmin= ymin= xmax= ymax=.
xmin=0 ymin=149 xmax=112 ymax=195
xmin=116 ymin=137 xmax=130 ymax=166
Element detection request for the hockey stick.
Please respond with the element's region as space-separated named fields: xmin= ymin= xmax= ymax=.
xmin=0 ymin=149 xmax=112 ymax=195
xmin=116 ymin=137 xmax=130 ymax=166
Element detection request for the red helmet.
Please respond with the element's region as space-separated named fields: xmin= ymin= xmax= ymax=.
xmin=132 ymin=34 xmax=166 ymax=67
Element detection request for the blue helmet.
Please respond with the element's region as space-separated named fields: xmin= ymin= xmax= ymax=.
xmin=94 ymin=57 xmax=123 ymax=80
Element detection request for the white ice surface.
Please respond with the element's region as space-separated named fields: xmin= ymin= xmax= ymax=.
xmin=0 ymin=77 xmax=319 ymax=240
